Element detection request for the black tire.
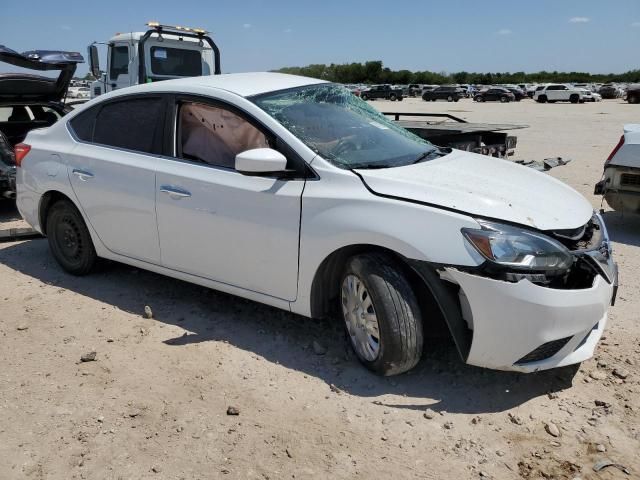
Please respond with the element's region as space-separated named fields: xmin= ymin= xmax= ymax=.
xmin=389 ymin=93 xmax=397 ymax=101
xmin=628 ymin=94 xmax=639 ymax=104
xmin=447 ymin=95 xmax=453 ymax=102
xmin=570 ymin=94 xmax=579 ymax=104
xmin=454 ymin=98 xmax=459 ymax=102
xmin=500 ymin=96 xmax=508 ymax=103
xmin=474 ymin=96 xmax=483 ymax=102
xmin=340 ymin=253 xmax=423 ymax=376
xmin=46 ymin=200 xmax=97 ymax=275
xmin=361 ymin=94 xmax=368 ymax=101
xmin=537 ymin=95 xmax=547 ymax=103
xmin=398 ymin=97 xmax=403 ymax=102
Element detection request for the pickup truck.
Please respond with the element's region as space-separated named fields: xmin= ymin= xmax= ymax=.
xmin=360 ymin=84 xmax=403 ymax=101
xmin=534 ymin=84 xmax=585 ymax=103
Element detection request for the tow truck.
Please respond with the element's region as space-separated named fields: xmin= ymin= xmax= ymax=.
xmin=88 ymin=22 xmax=221 ymax=98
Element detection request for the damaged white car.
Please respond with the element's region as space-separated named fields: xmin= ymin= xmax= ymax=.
xmin=16 ymin=73 xmax=617 ymax=375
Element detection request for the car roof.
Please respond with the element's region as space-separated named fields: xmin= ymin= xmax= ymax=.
xmin=107 ymin=72 xmax=328 ymax=98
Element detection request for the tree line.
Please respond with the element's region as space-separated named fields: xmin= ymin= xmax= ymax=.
xmin=274 ymin=60 xmax=640 ymax=85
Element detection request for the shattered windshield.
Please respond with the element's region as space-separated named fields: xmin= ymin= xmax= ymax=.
xmin=252 ymin=83 xmax=437 ymax=169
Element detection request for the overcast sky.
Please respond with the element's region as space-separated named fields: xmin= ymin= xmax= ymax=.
xmin=2 ymin=0 xmax=640 ymax=76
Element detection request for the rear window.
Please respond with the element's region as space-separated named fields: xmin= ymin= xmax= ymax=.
xmin=150 ymin=47 xmax=202 ymax=77
xmin=91 ymin=97 xmax=164 ymax=153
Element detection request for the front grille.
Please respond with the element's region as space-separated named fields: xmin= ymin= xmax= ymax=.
xmin=515 ymin=336 xmax=573 ymax=364
xmin=620 ymin=173 xmax=640 ymax=187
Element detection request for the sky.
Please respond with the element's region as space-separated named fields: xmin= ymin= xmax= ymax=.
xmin=2 ymin=0 xmax=640 ymax=77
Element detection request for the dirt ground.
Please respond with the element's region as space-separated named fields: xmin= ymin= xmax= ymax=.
xmin=0 ymin=98 xmax=638 ymax=480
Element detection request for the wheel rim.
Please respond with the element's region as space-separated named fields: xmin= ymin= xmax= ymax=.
xmin=341 ymin=274 xmax=380 ymax=361
xmin=54 ymin=215 xmax=84 ymax=262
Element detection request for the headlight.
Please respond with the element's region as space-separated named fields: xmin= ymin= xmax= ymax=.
xmin=462 ymin=221 xmax=573 ymax=272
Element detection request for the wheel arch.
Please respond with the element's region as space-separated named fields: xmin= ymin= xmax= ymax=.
xmin=38 ymin=190 xmax=78 ymax=236
xmin=309 ymin=244 xmax=456 ymax=346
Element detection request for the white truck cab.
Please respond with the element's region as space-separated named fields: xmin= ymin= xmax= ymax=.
xmin=88 ymin=22 xmax=221 ymax=98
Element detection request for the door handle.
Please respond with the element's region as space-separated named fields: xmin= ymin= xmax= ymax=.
xmin=72 ymin=169 xmax=94 ymax=181
xmin=160 ymin=185 xmax=191 ymax=199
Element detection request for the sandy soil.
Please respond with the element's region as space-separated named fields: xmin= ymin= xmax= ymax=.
xmin=0 ymin=98 xmax=638 ymax=480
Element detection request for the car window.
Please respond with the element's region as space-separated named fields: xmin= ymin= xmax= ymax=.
xmin=92 ymin=98 xmax=164 ymax=153
xmin=109 ymin=46 xmax=129 ymax=80
xmin=178 ymin=102 xmax=269 ymax=169
xmin=150 ymin=47 xmax=202 ymax=77
xmin=69 ymin=106 xmax=98 ymax=142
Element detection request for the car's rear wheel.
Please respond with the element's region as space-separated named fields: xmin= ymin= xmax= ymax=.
xmin=361 ymin=94 xmax=368 ymax=101
xmin=570 ymin=94 xmax=579 ymax=104
xmin=474 ymin=96 xmax=483 ymax=102
xmin=500 ymin=96 xmax=508 ymax=103
xmin=389 ymin=93 xmax=397 ymax=101
xmin=537 ymin=95 xmax=547 ymax=103
xmin=447 ymin=95 xmax=453 ymax=102
xmin=340 ymin=253 xmax=423 ymax=376
xmin=46 ymin=200 xmax=97 ymax=275
xmin=629 ymin=94 xmax=639 ymax=104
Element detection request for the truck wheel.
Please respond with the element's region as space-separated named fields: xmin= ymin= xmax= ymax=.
xmin=537 ymin=95 xmax=547 ymax=103
xmin=340 ymin=253 xmax=423 ymax=376
xmin=46 ymin=200 xmax=97 ymax=275
xmin=570 ymin=94 xmax=579 ymax=104
xmin=361 ymin=94 xmax=368 ymax=101
xmin=447 ymin=95 xmax=453 ymax=102
xmin=389 ymin=93 xmax=397 ymax=101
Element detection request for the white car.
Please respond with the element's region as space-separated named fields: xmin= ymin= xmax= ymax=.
xmin=577 ymin=88 xmax=602 ymax=102
xmin=67 ymin=87 xmax=91 ymax=99
xmin=15 ymin=73 xmax=617 ymax=375
xmin=534 ymin=84 xmax=585 ymax=103
xmin=595 ymin=124 xmax=640 ymax=212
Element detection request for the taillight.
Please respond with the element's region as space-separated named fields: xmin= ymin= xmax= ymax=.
xmin=14 ymin=143 xmax=31 ymax=167
xmin=605 ymin=135 xmax=624 ymax=165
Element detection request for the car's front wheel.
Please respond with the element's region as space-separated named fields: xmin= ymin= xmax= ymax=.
xmin=341 ymin=253 xmax=423 ymax=376
xmin=46 ymin=199 xmax=97 ymax=275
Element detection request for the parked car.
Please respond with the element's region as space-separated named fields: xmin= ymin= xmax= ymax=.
xmin=405 ymin=84 xmax=423 ymax=97
xmin=360 ymin=84 xmax=403 ymax=101
xmin=625 ymin=84 xmax=640 ymax=104
xmin=577 ymin=89 xmax=602 ymax=102
xmin=598 ymin=84 xmax=619 ymax=99
xmin=16 ymin=73 xmax=617 ymax=375
xmin=595 ymin=124 xmax=640 ymax=213
xmin=473 ymin=87 xmax=515 ymax=103
xmin=0 ymin=45 xmax=83 ymax=199
xmin=534 ymin=84 xmax=585 ymax=103
xmin=506 ymin=87 xmax=527 ymax=101
xmin=421 ymin=86 xmax=465 ymax=102
xmin=67 ymin=86 xmax=91 ymax=99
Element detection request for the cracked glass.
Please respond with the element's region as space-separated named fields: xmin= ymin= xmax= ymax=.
xmin=252 ymin=84 xmax=436 ymax=169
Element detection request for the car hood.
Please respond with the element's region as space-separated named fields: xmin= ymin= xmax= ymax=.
xmin=355 ymin=149 xmax=593 ymax=231
xmin=0 ymin=45 xmax=84 ymax=102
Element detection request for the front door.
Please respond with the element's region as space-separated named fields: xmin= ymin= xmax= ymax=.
xmin=154 ymin=100 xmax=305 ymax=301
xmin=107 ymin=44 xmax=131 ymax=93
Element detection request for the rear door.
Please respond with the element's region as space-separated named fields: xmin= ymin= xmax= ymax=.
xmin=67 ymin=95 xmax=164 ymax=263
xmin=154 ymin=96 xmax=306 ymax=301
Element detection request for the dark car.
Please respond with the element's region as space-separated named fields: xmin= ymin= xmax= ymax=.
xmin=627 ymin=84 xmax=640 ymax=104
xmin=506 ymin=87 xmax=527 ymax=101
xmin=598 ymin=84 xmax=619 ymax=99
xmin=0 ymin=45 xmax=83 ymax=199
xmin=360 ymin=84 xmax=403 ymax=101
xmin=421 ymin=86 xmax=465 ymax=102
xmin=474 ymin=87 xmax=516 ymax=103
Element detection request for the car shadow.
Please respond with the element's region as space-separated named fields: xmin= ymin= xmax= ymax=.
xmin=0 ymin=238 xmax=578 ymax=414
xmin=602 ymin=211 xmax=640 ymax=248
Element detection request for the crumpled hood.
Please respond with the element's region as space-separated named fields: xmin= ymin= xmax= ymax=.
xmin=356 ymin=150 xmax=593 ymax=231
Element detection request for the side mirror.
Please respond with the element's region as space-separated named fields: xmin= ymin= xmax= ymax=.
xmin=87 ymin=44 xmax=101 ymax=79
xmin=235 ymin=148 xmax=288 ymax=175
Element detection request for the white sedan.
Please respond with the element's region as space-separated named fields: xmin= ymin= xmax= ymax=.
xmin=15 ymin=73 xmax=617 ymax=375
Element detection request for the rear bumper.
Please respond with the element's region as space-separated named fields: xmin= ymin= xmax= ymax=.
xmin=445 ymin=269 xmax=615 ymax=372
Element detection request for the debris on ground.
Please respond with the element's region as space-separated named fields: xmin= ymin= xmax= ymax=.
xmin=80 ymin=351 xmax=97 ymax=362
xmin=227 ymin=406 xmax=240 ymax=416
xmin=592 ymin=459 xmax=630 ymax=475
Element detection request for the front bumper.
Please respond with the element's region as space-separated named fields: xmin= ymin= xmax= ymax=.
xmin=446 ymin=269 xmax=614 ymax=372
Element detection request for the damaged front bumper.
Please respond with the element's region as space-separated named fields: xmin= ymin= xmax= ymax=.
xmin=445 ymin=268 xmax=614 ymax=372
xmin=417 ymin=212 xmax=617 ymax=373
